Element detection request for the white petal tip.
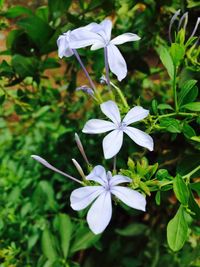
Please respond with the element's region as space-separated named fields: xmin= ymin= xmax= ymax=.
xmin=90 ymin=228 xmax=103 ymax=235
xmin=117 ymin=73 xmax=126 ymax=81
xmin=148 ymin=144 xmax=154 ymax=151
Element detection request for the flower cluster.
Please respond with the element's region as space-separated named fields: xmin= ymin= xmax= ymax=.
xmin=57 ymin=18 xmax=140 ymax=81
xmin=32 ymin=19 xmax=154 ymax=234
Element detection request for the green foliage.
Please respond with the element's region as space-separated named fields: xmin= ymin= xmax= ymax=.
xmin=0 ymin=1 xmax=199 ymax=267
xmin=157 ymin=45 xmax=174 ymax=79
xmin=167 ymin=205 xmax=188 ymax=252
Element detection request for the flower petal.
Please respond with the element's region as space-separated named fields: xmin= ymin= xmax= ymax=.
xmin=85 ymin=19 xmax=112 ymax=43
xmin=87 ymin=191 xmax=112 ymax=234
xmin=91 ymin=41 xmax=105 ymax=50
xmin=107 ymin=44 xmax=127 ymax=81
xmin=69 ymin=28 xmax=102 ymax=49
xmin=99 ymin=19 xmax=112 ymax=43
xmin=86 ymin=165 xmax=108 ymax=186
xmin=103 ymin=130 xmax=123 ymax=159
xmin=111 ymin=33 xmax=140 ymax=45
xmin=111 ymin=186 xmax=146 ymax=211
xmin=57 ymin=33 xmax=74 ymax=58
xmin=70 ymin=186 xmax=104 ymax=210
xmin=124 ymin=126 xmax=154 ymax=151
xmin=100 ymin=100 xmax=121 ymax=125
xmin=123 ymin=106 xmax=149 ymax=125
xmin=109 ymin=175 xmax=131 ymax=187
xmin=82 ymin=119 xmax=115 ymax=134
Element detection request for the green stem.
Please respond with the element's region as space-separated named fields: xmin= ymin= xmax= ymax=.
xmin=173 ymin=66 xmax=178 ymax=112
xmin=148 ymin=112 xmax=198 ymax=133
xmin=113 ymin=156 xmax=117 ymax=174
xmin=183 ymin=165 xmax=200 ymax=179
xmin=110 ymin=81 xmax=129 ymax=108
xmin=94 ymin=90 xmax=103 ymax=103
xmin=157 ymin=165 xmax=200 ymax=188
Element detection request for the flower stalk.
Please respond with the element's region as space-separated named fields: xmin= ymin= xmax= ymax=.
xmin=72 ymin=49 xmax=102 ymax=102
xmin=104 ymin=47 xmax=111 ymax=90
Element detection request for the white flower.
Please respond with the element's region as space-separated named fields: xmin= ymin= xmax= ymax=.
xmin=70 ymin=165 xmax=146 ymax=234
xmin=31 ymin=156 xmax=146 ymax=234
xmin=69 ymin=19 xmax=140 ymax=81
xmin=83 ymin=100 xmax=153 ymax=159
xmin=57 ymin=30 xmax=74 ymax=58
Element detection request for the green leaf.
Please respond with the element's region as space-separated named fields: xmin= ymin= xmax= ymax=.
xmin=0 ymin=94 xmax=5 ymax=105
xmin=12 ymin=54 xmax=39 ymax=78
xmin=160 ymin=118 xmax=181 ymax=133
xmin=157 ymin=46 xmax=174 ymax=79
xmin=190 ymin=182 xmax=200 ymax=196
xmin=0 ymin=0 xmax=4 ymax=8
xmin=57 ymin=214 xmax=72 ymax=259
xmin=32 ymin=181 xmax=57 ymax=211
xmin=127 ymin=157 xmax=135 ymax=172
xmin=17 ymin=15 xmax=54 ymax=50
xmin=151 ymin=99 xmax=158 ymax=114
xmin=3 ymin=5 xmax=33 ymax=18
xmin=41 ymin=228 xmax=58 ymax=262
xmin=191 ymin=136 xmax=200 ymax=142
xmin=173 ymin=174 xmax=189 ymax=205
xmin=36 ymin=6 xmax=49 ymax=22
xmin=157 ymin=104 xmax=174 ymax=110
xmin=182 ymin=102 xmax=200 ymax=111
xmin=155 ymin=191 xmax=161 ymax=205
xmin=40 ymin=58 xmax=60 ymax=71
xmin=115 ymin=223 xmax=147 ymax=236
xmin=178 ymin=79 xmax=197 ymax=106
xmin=156 ymin=169 xmax=170 ymax=180
xmin=0 ymin=60 xmax=14 ymax=77
xmin=48 ymin=0 xmax=72 ymax=19
xmin=170 ymin=43 xmax=185 ymax=66
xmin=167 ymin=205 xmax=188 ymax=252
xmin=70 ymin=227 xmax=100 ymax=254
xmin=182 ymin=123 xmax=196 ymax=139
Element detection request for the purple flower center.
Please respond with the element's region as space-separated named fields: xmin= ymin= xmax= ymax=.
xmin=118 ymin=122 xmax=127 ymax=131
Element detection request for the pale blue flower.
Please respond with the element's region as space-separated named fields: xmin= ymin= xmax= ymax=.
xmin=71 ymin=165 xmax=146 ymax=234
xmin=69 ymin=19 xmax=140 ymax=81
xmin=31 ymin=156 xmax=146 ymax=234
xmin=83 ymin=100 xmax=154 ymax=159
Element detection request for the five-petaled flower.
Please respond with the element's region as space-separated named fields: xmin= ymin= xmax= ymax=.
xmin=71 ymin=165 xmax=146 ymax=234
xmin=69 ymin=19 xmax=140 ymax=81
xmin=31 ymin=156 xmax=146 ymax=235
xmin=83 ymin=100 xmax=154 ymax=159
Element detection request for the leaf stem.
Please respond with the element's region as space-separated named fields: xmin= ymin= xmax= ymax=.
xmin=148 ymin=112 xmax=198 ymax=133
xmin=110 ymin=81 xmax=129 ymax=108
xmin=173 ymin=66 xmax=178 ymax=112
xmin=183 ymin=165 xmax=200 ymax=179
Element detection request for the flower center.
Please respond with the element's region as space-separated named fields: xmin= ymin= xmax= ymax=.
xmin=118 ymin=122 xmax=127 ymax=131
xmin=104 ymin=184 xmax=111 ymax=191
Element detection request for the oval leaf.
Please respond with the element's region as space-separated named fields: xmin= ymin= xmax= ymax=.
xmin=178 ymin=79 xmax=197 ymax=106
xmin=57 ymin=213 xmax=72 ymax=259
xmin=173 ymin=174 xmax=189 ymax=205
xmin=167 ymin=206 xmax=188 ymax=252
xmin=41 ymin=228 xmax=58 ymax=262
xmin=182 ymin=102 xmax=200 ymax=111
xmin=157 ymin=46 xmax=174 ymax=79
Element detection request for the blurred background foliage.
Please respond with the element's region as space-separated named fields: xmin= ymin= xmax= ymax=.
xmin=0 ymin=0 xmax=199 ymax=266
